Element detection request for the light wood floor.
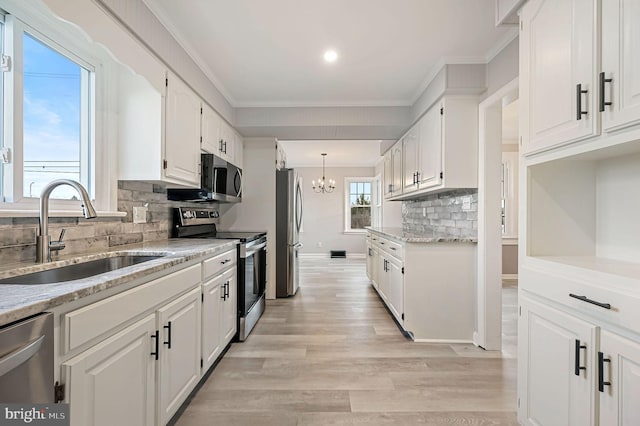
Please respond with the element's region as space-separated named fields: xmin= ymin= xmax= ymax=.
xmin=177 ymin=258 xmax=518 ymax=425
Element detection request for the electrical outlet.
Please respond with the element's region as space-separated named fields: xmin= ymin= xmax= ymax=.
xmin=422 ymin=207 xmax=426 ymax=217
xmin=317 ymin=242 xmax=322 ymax=248
xmin=133 ymin=206 xmax=148 ymax=223
xmin=462 ymin=197 xmax=472 ymax=211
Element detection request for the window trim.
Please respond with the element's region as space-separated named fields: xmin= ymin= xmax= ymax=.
xmin=0 ymin=1 xmax=117 ymax=215
xmin=343 ymin=176 xmax=378 ymax=234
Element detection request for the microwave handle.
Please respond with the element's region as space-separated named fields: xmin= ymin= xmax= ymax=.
xmin=234 ymin=169 xmax=243 ymax=197
xmin=213 ymin=168 xmax=219 ymax=194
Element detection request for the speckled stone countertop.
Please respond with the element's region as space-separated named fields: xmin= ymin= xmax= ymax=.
xmin=366 ymin=227 xmax=478 ymax=243
xmin=0 ymin=239 xmax=238 ymax=327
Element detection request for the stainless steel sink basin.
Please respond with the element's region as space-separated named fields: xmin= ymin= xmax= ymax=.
xmin=0 ymin=255 xmax=165 ymax=285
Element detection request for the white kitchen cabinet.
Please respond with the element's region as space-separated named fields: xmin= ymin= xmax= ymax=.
xmin=601 ymin=0 xmax=640 ymax=134
xmin=234 ymin=131 xmax=244 ymax=169
xmin=201 ymin=102 xmax=221 ymax=156
xmin=599 ymin=330 xmax=640 ymax=426
xmin=383 ymin=149 xmax=393 ymax=199
xmin=402 ymin=126 xmax=419 ymax=194
xmin=63 ymin=314 xmax=157 ymax=426
xmin=520 ymin=0 xmax=598 ymax=155
xmin=218 ymin=121 xmax=235 ymax=164
xmin=416 ymin=103 xmax=443 ymax=190
xmin=164 ymin=73 xmax=202 ymax=186
xmin=384 ymin=255 xmax=403 ymax=324
xmin=202 ymin=274 xmax=223 ymax=370
xmin=157 ymin=287 xmax=201 ymax=425
xmin=118 ymin=69 xmax=200 ymax=187
xmin=221 ymin=271 xmax=237 ymax=345
xmin=376 ymin=254 xmax=389 ymax=303
xmin=517 ymin=296 xmax=597 ymax=426
xmin=391 ymin=142 xmax=403 ymax=198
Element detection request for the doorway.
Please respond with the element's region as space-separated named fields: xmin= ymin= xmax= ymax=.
xmin=475 ymin=78 xmax=519 ymax=351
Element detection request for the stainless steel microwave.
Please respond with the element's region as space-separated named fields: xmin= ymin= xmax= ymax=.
xmin=166 ymin=154 xmax=242 ymax=203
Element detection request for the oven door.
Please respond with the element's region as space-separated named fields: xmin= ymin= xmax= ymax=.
xmin=240 ymin=238 xmax=266 ymax=315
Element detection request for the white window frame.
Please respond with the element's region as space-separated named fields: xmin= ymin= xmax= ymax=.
xmin=0 ymin=0 xmax=117 ymax=216
xmin=344 ymin=176 xmax=378 ymax=234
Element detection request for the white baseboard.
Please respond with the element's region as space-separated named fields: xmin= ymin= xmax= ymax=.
xmin=412 ymin=338 xmax=475 ymax=344
xmin=502 ymin=274 xmax=518 ymax=280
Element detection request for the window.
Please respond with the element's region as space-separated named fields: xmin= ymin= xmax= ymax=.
xmin=344 ymin=177 xmax=379 ymax=233
xmin=22 ymin=32 xmax=92 ymax=200
xmin=0 ymin=4 xmax=112 ymax=211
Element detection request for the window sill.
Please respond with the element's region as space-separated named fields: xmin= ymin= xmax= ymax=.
xmin=343 ymin=230 xmax=367 ymax=235
xmin=0 ymin=210 xmax=126 ymax=218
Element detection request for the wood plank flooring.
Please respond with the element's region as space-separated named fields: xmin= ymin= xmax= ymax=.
xmin=176 ymin=258 xmax=518 ymax=425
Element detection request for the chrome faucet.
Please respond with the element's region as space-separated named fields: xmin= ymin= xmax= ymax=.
xmin=36 ymin=179 xmax=97 ymax=263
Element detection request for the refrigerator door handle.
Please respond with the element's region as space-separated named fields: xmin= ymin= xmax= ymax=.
xmin=295 ymin=180 xmax=303 ymax=232
xmin=289 ymin=242 xmax=303 ymax=249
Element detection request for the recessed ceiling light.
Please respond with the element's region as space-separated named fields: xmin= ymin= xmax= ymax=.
xmin=324 ymin=50 xmax=338 ymax=63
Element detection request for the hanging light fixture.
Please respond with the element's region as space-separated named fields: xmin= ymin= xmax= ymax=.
xmin=311 ymin=153 xmax=335 ymax=193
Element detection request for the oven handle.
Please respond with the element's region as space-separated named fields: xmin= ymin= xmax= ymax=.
xmin=244 ymin=242 xmax=267 ymax=257
xmin=289 ymin=242 xmax=303 ymax=249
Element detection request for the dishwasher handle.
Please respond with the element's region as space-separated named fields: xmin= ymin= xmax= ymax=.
xmin=0 ymin=335 xmax=45 ymax=377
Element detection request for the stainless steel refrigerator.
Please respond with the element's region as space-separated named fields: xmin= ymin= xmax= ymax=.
xmin=276 ymin=168 xmax=303 ymax=297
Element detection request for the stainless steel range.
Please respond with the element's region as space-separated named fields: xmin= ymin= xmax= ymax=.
xmin=172 ymin=207 xmax=266 ymax=341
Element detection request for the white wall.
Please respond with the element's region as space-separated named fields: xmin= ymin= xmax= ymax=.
xmin=219 ymin=138 xmax=277 ymax=298
xmin=296 ymin=166 xmax=375 ymax=256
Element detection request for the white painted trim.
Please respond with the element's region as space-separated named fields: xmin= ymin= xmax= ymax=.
xmin=476 ymin=77 xmax=519 ymax=351
xmin=502 ymin=238 xmax=519 ymax=246
xmin=484 ymin=29 xmax=520 ymax=63
xmin=502 ymin=274 xmax=518 ymax=281
xmin=412 ymin=338 xmax=475 ymax=344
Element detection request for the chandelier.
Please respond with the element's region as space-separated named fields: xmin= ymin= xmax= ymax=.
xmin=311 ymin=153 xmax=335 ymax=193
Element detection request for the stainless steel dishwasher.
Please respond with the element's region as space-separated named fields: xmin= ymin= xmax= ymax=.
xmin=0 ymin=312 xmax=54 ymax=403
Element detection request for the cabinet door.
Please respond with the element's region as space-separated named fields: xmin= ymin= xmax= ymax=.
xmin=201 ymin=103 xmax=221 ymax=155
xmin=221 ymin=270 xmax=238 ymax=346
xmin=371 ymin=247 xmax=379 ymax=289
xmin=377 ymin=255 xmax=388 ymax=301
xmin=157 ymin=288 xmax=201 ymax=425
xmin=520 ymin=0 xmax=597 ymax=154
xmin=391 ymin=143 xmax=403 ymax=197
xmin=402 ymin=127 xmax=420 ymax=194
xmin=62 ymin=315 xmax=156 ymax=426
xmin=234 ymin=131 xmax=244 ymax=168
xmin=383 ymin=150 xmax=393 ymax=199
xmin=385 ymin=257 xmax=403 ymax=324
xmin=219 ymin=122 xmax=234 ymax=163
xmin=517 ymin=297 xmax=596 ymax=426
xmin=601 ymin=0 xmax=640 ymax=133
xmin=165 ymin=74 xmax=201 ymax=185
xmin=599 ymin=330 xmax=640 ymax=426
xmin=202 ymin=275 xmax=224 ymax=372
xmin=417 ymin=104 xmax=443 ymax=189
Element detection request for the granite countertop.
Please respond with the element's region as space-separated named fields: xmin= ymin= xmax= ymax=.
xmin=366 ymin=227 xmax=478 ymax=243
xmin=0 ymin=239 xmax=238 ymax=327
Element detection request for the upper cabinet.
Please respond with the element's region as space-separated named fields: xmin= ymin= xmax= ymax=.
xmin=218 ymin=121 xmax=235 ymax=164
xmin=164 ymin=73 xmax=202 ymax=186
xmin=521 ymin=0 xmax=640 ymax=156
xmin=520 ymin=0 xmax=598 ymax=155
xmin=385 ymin=97 xmax=477 ymax=201
xmin=601 ymin=0 xmax=640 ymax=133
xmin=118 ymin=70 xmax=200 ymax=187
xmin=201 ymin=103 xmax=221 ymax=156
xmin=234 ymin=130 xmax=244 ymax=169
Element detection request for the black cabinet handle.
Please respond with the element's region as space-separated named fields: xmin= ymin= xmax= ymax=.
xmin=224 ymin=281 xmax=230 ymax=299
xmin=220 ymin=287 xmax=226 ymax=300
xmin=574 ymin=339 xmax=587 ymax=376
xmin=598 ymin=351 xmax=611 ymax=392
xmin=163 ymin=321 xmax=172 ymax=349
xmin=569 ymin=293 xmax=611 ymax=310
xmin=576 ymin=84 xmax=588 ymax=120
xmin=390 ymin=247 xmax=396 ymax=251
xmin=599 ymin=72 xmax=613 ymax=112
xmin=416 ymin=171 xmax=420 ymax=184
xmin=151 ymin=330 xmax=159 ymax=360
xmin=380 ymin=242 xmax=385 ymax=245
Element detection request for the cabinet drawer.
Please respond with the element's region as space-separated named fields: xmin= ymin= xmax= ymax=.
xmin=203 ymin=248 xmax=237 ymax=279
xmin=520 ymin=264 xmax=640 ymax=334
xmin=377 ymin=236 xmax=404 ymax=260
xmin=63 ymin=264 xmax=201 ymax=354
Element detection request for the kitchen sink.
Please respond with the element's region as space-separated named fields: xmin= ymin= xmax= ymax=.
xmin=0 ymin=255 xmax=166 ymax=285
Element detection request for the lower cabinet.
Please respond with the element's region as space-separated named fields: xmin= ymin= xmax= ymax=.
xmin=518 ymin=294 xmax=640 ymax=426
xmin=202 ymin=267 xmax=237 ymax=372
xmin=157 ymin=288 xmax=201 ymax=425
xmin=377 ymin=253 xmax=403 ymax=324
xmin=62 ymin=314 xmax=157 ymax=426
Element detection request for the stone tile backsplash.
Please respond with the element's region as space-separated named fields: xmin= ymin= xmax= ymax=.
xmin=401 ymin=189 xmax=478 ymax=239
xmin=0 ymin=181 xmax=206 ymax=264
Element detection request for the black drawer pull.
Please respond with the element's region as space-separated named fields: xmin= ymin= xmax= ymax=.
xmin=151 ymin=330 xmax=159 ymax=360
xmin=598 ymin=351 xmax=611 ymax=392
xmin=163 ymin=321 xmax=172 ymax=349
xmin=574 ymin=339 xmax=587 ymax=376
xmin=576 ymin=84 xmax=588 ymax=120
xmin=569 ymin=294 xmax=611 ymax=310
xmin=390 ymin=247 xmax=396 ymax=251
xmin=599 ymin=72 xmax=613 ymax=112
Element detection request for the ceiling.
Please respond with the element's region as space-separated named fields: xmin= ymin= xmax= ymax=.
xmin=279 ymin=140 xmax=384 ymax=167
xmin=144 ymin=0 xmax=516 ymax=108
